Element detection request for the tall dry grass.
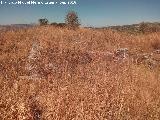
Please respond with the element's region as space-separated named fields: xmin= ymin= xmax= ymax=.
xmin=0 ymin=26 xmax=160 ymax=119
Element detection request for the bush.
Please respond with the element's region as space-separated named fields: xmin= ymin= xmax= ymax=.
xmin=38 ymin=18 xmax=49 ymax=26
xmin=139 ymin=22 xmax=160 ymax=33
xmin=50 ymin=23 xmax=66 ymax=28
xmin=50 ymin=22 xmax=58 ymax=26
xmin=139 ymin=22 xmax=148 ymax=33
xmin=151 ymin=39 xmax=160 ymax=50
xmin=149 ymin=24 xmax=160 ymax=32
xmin=58 ymin=23 xmax=67 ymax=27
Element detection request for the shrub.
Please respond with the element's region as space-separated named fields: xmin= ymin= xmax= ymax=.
xmin=50 ymin=23 xmax=66 ymax=28
xmin=50 ymin=22 xmax=58 ymax=26
xmin=149 ymin=24 xmax=160 ymax=33
xmin=151 ymin=39 xmax=160 ymax=50
xmin=139 ymin=22 xmax=148 ymax=33
xmin=38 ymin=18 xmax=49 ymax=26
xmin=57 ymin=23 xmax=66 ymax=28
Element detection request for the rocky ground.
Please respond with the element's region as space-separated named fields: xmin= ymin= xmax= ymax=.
xmin=0 ymin=26 xmax=160 ymax=119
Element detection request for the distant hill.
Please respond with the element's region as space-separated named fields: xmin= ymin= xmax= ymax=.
xmin=106 ymin=22 xmax=160 ymax=34
xmin=0 ymin=24 xmax=35 ymax=31
xmin=84 ymin=22 xmax=160 ymax=34
xmin=1 ymin=22 xmax=160 ymax=34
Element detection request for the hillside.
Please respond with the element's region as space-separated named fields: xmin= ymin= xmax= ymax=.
xmin=0 ymin=24 xmax=34 ymax=31
xmin=0 ymin=26 xmax=160 ymax=119
xmin=105 ymin=22 xmax=160 ymax=34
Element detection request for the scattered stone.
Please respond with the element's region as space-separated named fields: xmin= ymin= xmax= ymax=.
xmin=114 ymin=48 xmax=129 ymax=61
xmin=20 ymin=40 xmax=42 ymax=80
xmin=153 ymin=50 xmax=160 ymax=54
xmin=146 ymin=59 xmax=158 ymax=70
xmin=28 ymin=41 xmax=41 ymax=60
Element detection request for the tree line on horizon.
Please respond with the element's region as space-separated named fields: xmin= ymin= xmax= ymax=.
xmin=38 ymin=10 xmax=80 ymax=29
xmin=38 ymin=10 xmax=160 ymax=33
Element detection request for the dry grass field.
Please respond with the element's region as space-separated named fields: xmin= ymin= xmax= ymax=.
xmin=0 ymin=26 xmax=160 ymax=119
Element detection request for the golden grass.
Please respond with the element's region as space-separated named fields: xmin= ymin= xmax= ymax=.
xmin=0 ymin=26 xmax=160 ymax=119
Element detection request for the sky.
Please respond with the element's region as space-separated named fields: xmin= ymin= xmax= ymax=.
xmin=0 ymin=0 xmax=160 ymax=27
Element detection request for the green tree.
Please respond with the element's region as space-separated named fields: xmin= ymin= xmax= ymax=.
xmin=65 ymin=11 xmax=80 ymax=29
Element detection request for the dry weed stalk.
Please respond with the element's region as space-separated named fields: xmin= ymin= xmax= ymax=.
xmin=0 ymin=26 xmax=160 ymax=119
